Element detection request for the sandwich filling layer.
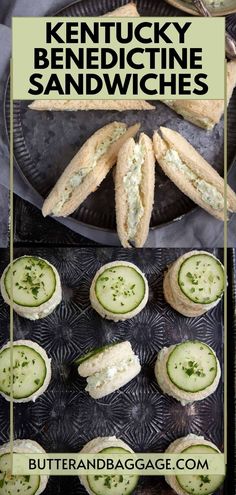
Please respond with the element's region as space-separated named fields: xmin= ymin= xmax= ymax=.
xmin=123 ymin=144 xmax=145 ymax=240
xmin=52 ymin=126 xmax=126 ymax=215
xmin=85 ymin=355 xmax=139 ymax=392
xmin=165 ymin=149 xmax=225 ymax=211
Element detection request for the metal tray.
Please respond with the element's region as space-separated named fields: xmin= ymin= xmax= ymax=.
xmin=164 ymin=0 xmax=236 ymax=17
xmin=225 ymin=248 xmax=236 ymax=492
xmin=5 ymin=0 xmax=236 ymax=245
xmin=0 ymin=247 xmax=225 ymax=494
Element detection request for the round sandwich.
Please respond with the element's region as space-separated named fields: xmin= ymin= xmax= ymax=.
xmin=0 ymin=255 xmax=62 ymax=320
xmin=42 ymin=121 xmax=140 ymax=218
xmin=77 ymin=341 xmax=141 ymax=399
xmin=79 ymin=436 xmax=139 ymax=495
xmin=155 ymin=340 xmax=221 ymax=405
xmin=115 ymin=133 xmax=155 ymax=248
xmin=90 ymin=261 xmax=149 ymax=321
xmin=0 ymin=439 xmax=48 ymax=495
xmin=153 ymin=126 xmax=236 ymax=220
xmin=0 ymin=340 xmax=51 ymax=403
xmin=165 ymin=434 xmax=224 ymax=495
xmin=163 ymin=250 xmax=225 ymax=317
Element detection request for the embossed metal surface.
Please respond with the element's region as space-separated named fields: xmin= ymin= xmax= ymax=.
xmin=0 ymin=247 xmax=224 ymax=494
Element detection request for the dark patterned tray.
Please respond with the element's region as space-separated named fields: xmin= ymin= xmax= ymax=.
xmin=5 ymin=0 xmax=236 ymax=246
xmin=0 ymin=247 xmax=225 ymax=494
xmin=225 ymin=248 xmax=236 ymax=493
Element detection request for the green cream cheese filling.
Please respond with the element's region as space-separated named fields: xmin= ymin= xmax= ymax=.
xmin=123 ymin=144 xmax=145 ymax=240
xmin=52 ymin=126 xmax=126 ymax=215
xmin=165 ymin=149 xmax=224 ymax=211
xmin=86 ymin=356 xmax=139 ymax=392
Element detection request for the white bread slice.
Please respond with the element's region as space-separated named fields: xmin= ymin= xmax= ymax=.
xmin=28 ymin=99 xmax=155 ymax=111
xmin=163 ymin=60 xmax=236 ymax=130
xmin=163 ymin=250 xmax=224 ymax=317
xmin=105 ymin=2 xmax=139 ymax=16
xmin=42 ymin=121 xmax=140 ymax=217
xmin=115 ymin=133 xmax=155 ymax=248
xmin=153 ymin=126 xmax=236 ymax=221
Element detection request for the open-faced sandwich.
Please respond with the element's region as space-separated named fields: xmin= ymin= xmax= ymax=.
xmin=165 ymin=434 xmax=224 ymax=495
xmin=155 ymin=340 xmax=221 ymax=405
xmin=79 ymin=436 xmax=139 ymax=495
xmin=115 ymin=133 xmax=155 ymax=248
xmin=0 ymin=255 xmax=62 ymax=320
xmin=153 ymin=126 xmax=236 ymax=220
xmin=42 ymin=121 xmax=139 ymax=217
xmin=163 ymin=250 xmax=225 ymax=317
xmin=0 ymin=439 xmax=48 ymax=495
xmin=90 ymin=260 xmax=149 ymax=321
xmin=0 ymin=340 xmax=51 ymax=403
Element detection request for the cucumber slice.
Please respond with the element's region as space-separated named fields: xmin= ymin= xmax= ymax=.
xmin=0 ymin=453 xmax=40 ymax=495
xmin=87 ymin=448 xmax=139 ymax=495
xmin=177 ymin=445 xmax=224 ymax=495
xmin=0 ymin=345 xmax=47 ymax=399
xmin=75 ymin=343 xmax=116 ymax=366
xmin=178 ymin=254 xmax=224 ymax=304
xmin=95 ymin=266 xmax=146 ymax=314
xmin=4 ymin=256 xmax=56 ymax=307
xmin=167 ymin=341 xmax=217 ymax=393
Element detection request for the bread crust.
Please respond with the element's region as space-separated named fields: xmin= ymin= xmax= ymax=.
xmin=163 ymin=60 xmax=236 ymax=129
xmin=115 ymin=133 xmax=155 ymax=248
xmin=90 ymin=260 xmax=149 ymax=321
xmin=104 ymin=2 xmax=139 ymax=17
xmin=163 ymin=250 xmax=224 ymax=317
xmin=163 ymin=99 xmax=224 ymax=130
xmin=42 ymin=121 xmax=140 ymax=217
xmin=153 ymin=126 xmax=236 ymax=220
xmin=29 ymin=99 xmax=155 ymax=111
